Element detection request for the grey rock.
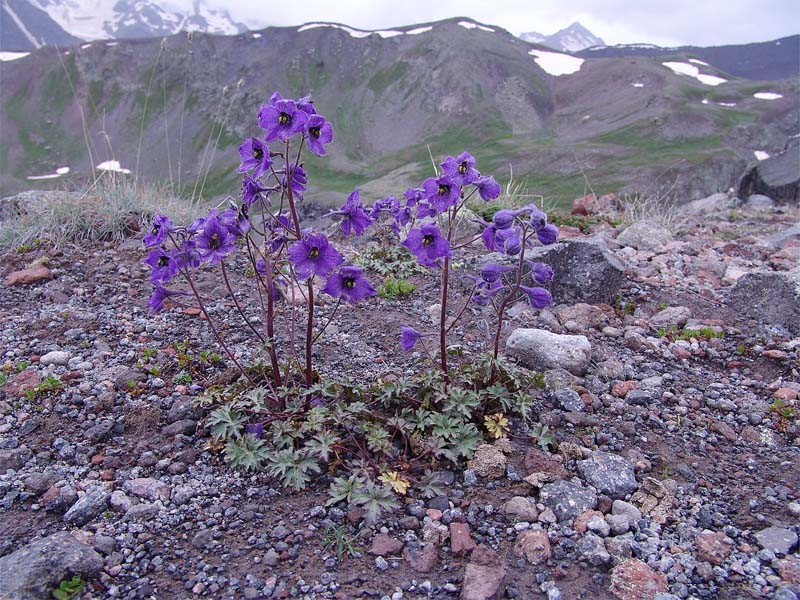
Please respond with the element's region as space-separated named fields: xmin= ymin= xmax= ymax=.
xmin=728 ymin=271 xmax=800 ymax=335
xmin=616 ymin=221 xmax=673 ymax=252
xmin=606 ymin=513 xmax=631 ymax=535
xmin=611 ymin=500 xmax=642 ymax=525
xmin=766 ymin=222 xmax=800 ymax=249
xmin=506 ymin=329 xmax=591 ymax=376
xmin=553 ymin=388 xmax=583 ymax=412
xmin=161 ymin=419 xmax=197 ymax=436
xmin=83 ymin=420 xmax=114 ymax=443
xmin=679 ymin=192 xmax=732 ymax=216
xmin=64 ymin=488 xmax=110 ymax=526
xmin=39 ymin=351 xmax=71 ymax=366
xmin=650 ymin=306 xmax=691 ymax=329
xmin=625 ymin=390 xmax=655 ymax=406
xmin=502 ymin=496 xmax=539 ymax=522
xmin=523 ymin=239 xmax=626 ymax=304
xmin=109 ymin=490 xmax=132 ymax=512
xmin=263 ymin=549 xmax=280 ymax=566
xmin=123 ymin=477 xmax=170 ymax=501
xmin=737 ymin=142 xmax=799 ymax=205
xmin=540 ymin=480 xmax=597 ymax=522
xmin=166 ymin=396 xmax=198 ymax=423
xmin=24 ymin=471 xmax=55 ymax=495
xmin=0 ymin=532 xmax=103 ymax=600
xmin=0 ymin=446 xmax=32 ymax=472
xmin=125 ymin=502 xmax=160 ymax=521
xmin=753 ymin=526 xmax=798 ymax=554
xmin=192 ymin=529 xmax=214 ymax=549
xmin=577 ymin=532 xmax=611 ymax=565
xmin=578 ymin=452 xmax=638 ymax=499
xmin=745 ymin=194 xmax=774 ymax=211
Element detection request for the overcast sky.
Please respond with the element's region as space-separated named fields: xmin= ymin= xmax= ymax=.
xmin=202 ymin=0 xmax=799 ymax=47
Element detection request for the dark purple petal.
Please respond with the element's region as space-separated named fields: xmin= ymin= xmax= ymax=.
xmin=537 ymin=224 xmax=559 ymax=245
xmin=475 ymin=175 xmax=501 ymax=201
xmin=148 ymin=283 xmax=189 ymax=313
xmin=531 ymin=262 xmax=554 ymax=283
xmin=144 ymin=247 xmax=179 ymax=283
xmin=334 ymin=188 xmax=372 ymax=236
xmin=322 ymin=265 xmax=375 ymax=304
xmin=529 ymin=207 xmax=548 ymax=230
xmin=480 ymin=263 xmax=514 ymax=283
xmin=521 ymin=286 xmax=553 ymax=309
xmin=258 ymin=99 xmax=309 ymax=142
xmin=422 ymin=174 xmax=460 ymax=213
xmin=196 ymin=211 xmax=237 ymax=264
xmin=305 ymin=114 xmax=333 ymax=156
xmin=442 ymin=151 xmax=479 ymax=186
xmin=241 ymin=175 xmax=268 ymax=207
xmin=492 ymin=209 xmax=516 ymax=230
xmin=400 ymin=325 xmax=422 ymax=352
xmin=237 ymin=137 xmax=272 ymax=177
xmin=402 ymin=223 xmax=451 ymax=268
xmin=144 ymin=214 xmax=174 ymax=247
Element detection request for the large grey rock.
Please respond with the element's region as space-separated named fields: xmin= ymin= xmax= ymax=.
xmin=0 ymin=446 xmax=32 ymax=473
xmin=540 ymin=479 xmax=597 ymax=522
xmin=679 ymin=192 xmax=732 ymax=216
xmin=506 ymin=329 xmax=591 ymax=376
xmin=616 ymin=221 xmax=673 ymax=252
xmin=754 ymin=526 xmax=798 ymax=555
xmin=524 ymin=239 xmax=625 ymax=304
xmin=578 ymin=452 xmax=639 ymax=499
xmin=728 ymin=271 xmax=800 ymax=335
xmin=744 ymin=194 xmax=774 ymax=211
xmin=766 ymin=222 xmax=800 ymax=249
xmin=649 ymin=306 xmax=691 ymax=330
xmin=737 ymin=142 xmax=800 ymax=205
xmin=63 ymin=487 xmax=110 ymax=526
xmin=0 ymin=532 xmax=103 ymax=600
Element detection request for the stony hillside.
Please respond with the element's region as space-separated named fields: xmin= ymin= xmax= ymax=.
xmin=1 ymin=18 xmax=798 ymax=207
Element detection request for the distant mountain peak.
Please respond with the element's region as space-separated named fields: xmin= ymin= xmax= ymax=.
xmin=519 ymin=20 xmax=605 ymax=53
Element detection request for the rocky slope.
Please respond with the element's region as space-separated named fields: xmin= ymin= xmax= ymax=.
xmin=0 ymin=194 xmax=798 ymax=600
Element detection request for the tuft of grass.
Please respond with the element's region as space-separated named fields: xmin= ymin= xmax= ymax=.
xmin=0 ymin=175 xmax=199 ymax=249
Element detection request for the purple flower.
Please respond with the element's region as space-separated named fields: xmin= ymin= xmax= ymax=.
xmin=237 ymin=137 xmax=272 ymax=178
xmin=245 ymin=423 xmax=264 ymax=438
xmin=494 ymin=227 xmax=521 ymax=255
xmin=481 ymin=224 xmax=499 ymax=252
xmin=492 ymin=209 xmax=516 ymax=230
xmin=404 ymin=187 xmax=424 ymax=206
xmin=144 ymin=247 xmax=179 ymax=283
xmin=305 ymin=114 xmax=333 ymax=156
xmin=148 ymin=283 xmax=189 ymax=313
xmin=422 ymin=174 xmax=460 ymax=212
xmin=480 ymin=263 xmax=514 ymax=283
xmin=332 ymin=188 xmax=372 ymax=236
xmin=297 ymin=94 xmax=317 ymax=115
xmin=475 ymin=175 xmax=501 ymax=201
xmin=241 ymin=176 xmax=268 ymax=206
xmin=402 ymin=223 xmax=451 ymax=268
xmin=400 ymin=325 xmax=422 ymax=352
xmin=520 ymin=286 xmax=553 ymax=309
xmin=144 ymin=214 xmax=173 ymax=247
xmin=529 ymin=207 xmax=548 ymax=230
xmin=442 ymin=151 xmax=479 ymax=186
xmin=530 ymin=262 xmax=554 ymax=283
xmin=282 ymin=164 xmax=307 ymax=199
xmin=219 ymin=205 xmax=250 ymax=238
xmin=537 ymin=224 xmax=559 ymax=245
xmin=258 ymin=98 xmax=309 ymax=142
xmin=322 ymin=265 xmax=376 ymax=304
xmin=174 ymin=239 xmax=200 ymax=269
xmin=196 ymin=211 xmax=237 ymax=264
xmin=472 ymin=279 xmax=505 ymax=306
xmin=288 ymin=233 xmax=343 ymax=280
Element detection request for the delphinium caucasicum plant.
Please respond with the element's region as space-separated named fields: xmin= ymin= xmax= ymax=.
xmin=142 ymin=92 xmax=560 ymax=515
xmin=143 ymin=92 xmax=375 ymax=407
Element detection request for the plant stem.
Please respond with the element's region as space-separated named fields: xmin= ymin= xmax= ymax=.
xmin=305 ymin=279 xmax=315 ymax=388
xmin=439 ymin=255 xmax=449 ymax=379
xmin=492 ymin=227 xmax=529 ymax=362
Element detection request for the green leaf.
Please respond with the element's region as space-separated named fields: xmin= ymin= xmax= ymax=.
xmin=352 ymin=480 xmax=400 ymax=526
xmin=224 ymin=434 xmax=270 ymax=471
xmin=327 ymin=474 xmax=367 ymax=506
xmin=208 ymin=405 xmax=247 ymax=443
xmin=267 ymin=448 xmax=321 ymax=491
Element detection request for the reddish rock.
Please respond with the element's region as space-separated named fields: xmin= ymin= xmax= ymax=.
xmin=512 ymin=529 xmax=551 ymax=565
xmin=403 ymin=543 xmax=437 ymax=573
xmin=695 ymin=531 xmax=732 ymax=566
xmin=711 ymin=421 xmax=737 ymax=441
xmin=461 ymin=545 xmax=506 ymax=600
xmin=671 ymin=347 xmax=692 ymax=360
xmin=778 ymin=557 xmax=800 ymax=584
xmin=609 ymin=558 xmax=667 ymax=600
xmin=449 ymin=522 xmax=476 ymax=556
xmin=524 ymin=448 xmax=568 ymax=479
xmin=3 ymin=370 xmax=41 ymax=397
xmin=370 ymin=533 xmax=403 ymax=556
xmin=612 ymin=381 xmax=638 ymax=398
xmin=774 ymin=387 xmax=798 ymax=401
xmin=740 ymin=427 xmax=763 ymax=445
xmin=574 ymin=510 xmax=605 ymax=534
xmin=763 ymin=350 xmax=788 ymax=360
xmin=4 ymin=265 xmax=53 ymax=286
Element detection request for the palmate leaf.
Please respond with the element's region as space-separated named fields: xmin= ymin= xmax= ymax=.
xmin=442 ymin=388 xmax=481 ymax=420
xmin=224 ymin=434 xmax=270 ymax=471
xmin=326 ymin=474 xmax=367 ymax=506
xmin=429 ymin=412 xmax=459 ymax=439
xmin=266 ymin=448 xmax=322 ymax=491
xmin=444 ymin=422 xmax=482 ymax=461
xmin=484 ymin=412 xmax=509 ymax=439
xmin=378 ymin=471 xmax=410 ymax=495
xmin=208 ymin=405 xmax=247 ymax=443
xmin=352 ymin=480 xmax=400 ymax=526
xmin=305 ymin=430 xmax=339 ymax=463
xmin=417 ymin=469 xmax=447 ymax=498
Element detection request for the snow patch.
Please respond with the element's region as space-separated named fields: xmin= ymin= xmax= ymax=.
xmin=754 ymin=151 xmax=770 ymax=161
xmin=689 ymin=58 xmax=710 ymax=66
xmin=0 ymin=51 xmax=30 ymax=61
xmin=81 ymin=43 xmax=92 ymax=49
xmin=406 ymin=26 xmax=433 ymax=35
xmin=458 ymin=21 xmax=493 ymax=32
xmin=297 ymin=23 xmax=370 ymax=38
xmin=252 ymin=33 xmax=261 ymax=38
xmin=27 ymin=166 xmax=69 ymax=180
xmin=105 ymin=41 xmax=118 ymax=46
xmin=57 ymin=167 xmax=70 ymax=175
xmin=631 ymin=82 xmax=644 ymax=88
xmin=753 ymin=92 xmax=783 ymax=100
xmin=97 ymin=160 xmax=131 ymax=174
xmin=701 ymin=98 xmax=710 ymax=105
xmin=528 ymin=49 xmax=584 ymax=76
xmin=375 ymin=30 xmax=403 ymax=38
xmin=718 ymin=102 xmax=737 ymax=107
xmin=662 ymin=61 xmax=726 ymax=86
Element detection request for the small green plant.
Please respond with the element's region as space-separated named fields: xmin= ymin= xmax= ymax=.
xmin=15 ymin=361 xmax=30 ymax=373
xmin=659 ymin=327 xmax=725 ymax=341
xmin=660 ymin=465 xmax=670 ymax=480
xmin=657 ymin=302 xmax=669 ymax=310
xmin=173 ymin=372 xmax=192 ymax=385
xmin=52 ymin=575 xmax=84 ymax=600
xmin=531 ymin=423 xmax=555 ymax=452
xmin=377 ymin=276 xmax=417 ymax=299
xmin=357 ymin=245 xmax=426 ymax=280
xmin=736 ymin=343 xmax=747 ymax=355
xmin=322 ymin=525 xmax=360 ymax=562
xmin=25 ymin=374 xmax=63 ymax=400
xmin=0 ymin=373 xmax=6 ymax=387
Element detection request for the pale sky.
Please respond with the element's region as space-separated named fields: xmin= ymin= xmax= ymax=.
xmin=199 ymin=0 xmax=799 ymax=47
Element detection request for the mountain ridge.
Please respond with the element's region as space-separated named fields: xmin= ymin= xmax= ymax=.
xmin=519 ymin=21 xmax=605 ymax=52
